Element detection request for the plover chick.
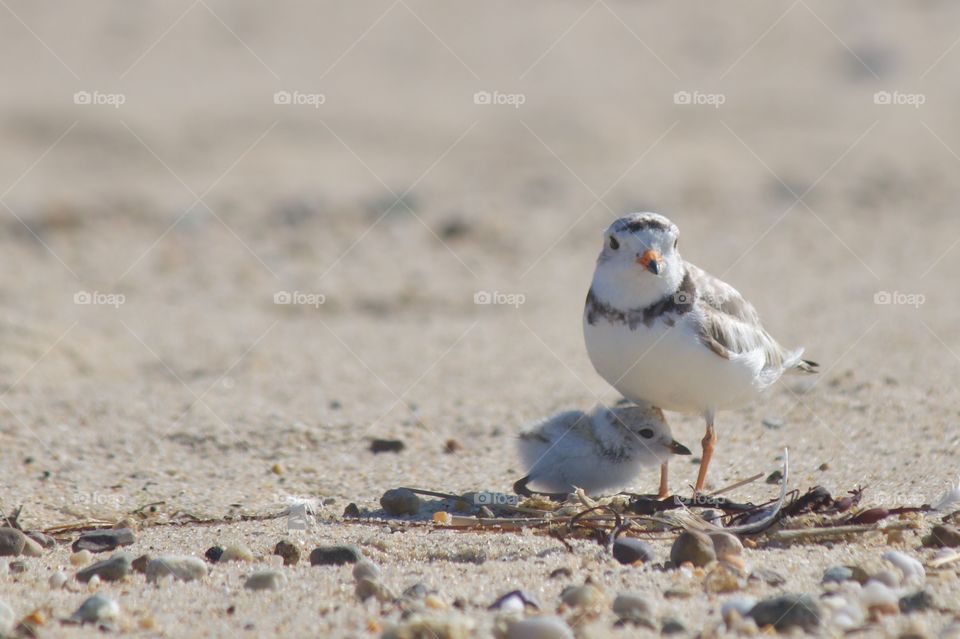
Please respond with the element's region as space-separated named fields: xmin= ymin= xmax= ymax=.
xmin=513 ymin=402 xmax=690 ymax=499
xmin=583 ymin=212 xmax=817 ymax=493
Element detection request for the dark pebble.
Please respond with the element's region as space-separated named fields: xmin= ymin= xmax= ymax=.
xmin=204 ymin=546 xmax=224 ymax=563
xmin=369 ymin=438 xmax=405 ymax=454
xmin=273 ymin=540 xmax=300 ymax=566
xmin=71 ymin=529 xmax=135 ymax=553
xmin=9 ymin=560 xmax=28 ymax=574
xmin=549 ymin=567 xmax=572 ymax=579
xmin=613 ymin=538 xmax=655 ymax=565
xmin=661 ymin=619 xmax=686 ymax=634
xmin=822 ymin=566 xmax=853 ymax=584
xmin=765 ymin=470 xmax=783 ymax=485
xmin=0 ymin=528 xmax=26 ymax=557
xmin=76 ymin=553 xmax=132 ymax=583
xmin=26 ymin=531 xmax=56 ymax=548
xmin=670 ymin=530 xmax=716 ymax=567
xmin=309 ymin=545 xmax=361 ymax=566
xmin=343 ymin=503 xmax=361 ymax=518
xmin=380 ymin=488 xmax=421 ymax=515
xmin=899 ymin=590 xmax=935 ymax=614
xmin=922 ymin=524 xmax=960 ymax=548
xmin=748 ymin=594 xmax=820 ymax=632
xmin=131 ymin=554 xmax=150 ymax=574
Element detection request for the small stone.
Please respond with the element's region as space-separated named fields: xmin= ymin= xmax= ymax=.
xmin=70 ymin=550 xmax=92 ymax=566
xmin=818 ymin=462 xmax=830 ymax=471
xmin=505 ymin=616 xmax=574 ymax=639
xmin=922 ymin=524 xmax=960 ymax=548
xmin=86 ymin=574 xmax=101 ymax=590
xmin=355 ymin=578 xmax=394 ymax=602
xmin=748 ymin=594 xmax=821 ymax=632
xmin=661 ymin=619 xmax=686 ymax=635
xmin=26 ymin=531 xmax=55 ymax=548
xmin=612 ymin=593 xmax=654 ymax=625
xmin=49 ymin=571 xmax=68 ymax=589
xmin=612 ymin=538 xmax=655 ymax=565
xmin=244 ymin=570 xmax=286 ymax=591
xmin=0 ymin=528 xmax=26 ymax=556
xmin=709 ymin=532 xmax=743 ymax=559
xmin=670 ymin=530 xmax=716 ymax=567
xmin=444 ymin=439 xmax=463 ymax=453
xmin=380 ymin=488 xmax=421 ymax=516
xmin=424 ymin=594 xmax=446 ymax=610
xmin=71 ymin=529 xmax=135 ymax=553
xmin=131 ymin=554 xmax=150 ymax=574
xmin=68 ymin=594 xmax=119 ymax=626
xmin=310 ymin=545 xmax=361 ymax=566
xmin=273 ymin=540 xmax=300 ymax=566
xmin=76 ymin=552 xmax=131 ymax=582
xmin=762 ymin=417 xmax=783 ymax=430
xmin=204 ymin=546 xmax=224 ymax=563
xmin=353 ymin=559 xmax=381 ymax=582
xmin=343 ymin=503 xmax=361 ymax=517
xmin=899 ymin=590 xmax=935 ymax=614
xmin=559 ymin=584 xmax=602 ymax=609
xmin=146 ymin=555 xmax=208 ymax=582
xmin=748 ymin=567 xmax=787 ymax=587
xmin=765 ymin=470 xmax=783 ymax=485
xmin=403 ymin=583 xmax=429 ymax=599
xmin=861 ymin=581 xmax=899 ymax=616
xmin=705 ymin=563 xmax=742 ymax=593
xmin=219 ymin=544 xmax=253 ymax=563
xmin=9 ymin=560 xmax=27 ymax=574
xmin=270 ymin=463 xmax=284 ymax=475
xmin=489 ymin=590 xmax=539 ymax=613
xmin=369 ymin=438 xmax=405 ymax=454
xmin=721 ymin=596 xmax=757 ymax=625
xmin=822 ymin=565 xmax=854 ymax=584
xmin=549 ymin=567 xmax=572 ymax=579
xmin=21 ymin=536 xmax=43 ymax=557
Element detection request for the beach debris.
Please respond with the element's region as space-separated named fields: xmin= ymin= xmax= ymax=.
xmin=381 ymin=488 xmax=421 ymax=516
xmin=273 ymin=540 xmax=301 ymax=566
xmin=670 ymin=530 xmax=716 ymax=567
xmin=612 ymin=537 xmax=654 ymax=565
xmin=503 ymin=616 xmax=574 ymax=639
xmin=72 ymin=529 xmax=134 ymax=553
xmin=146 ymin=555 xmax=208 ymax=582
xmin=748 ymin=594 xmax=820 ymax=632
xmin=309 ymin=545 xmax=360 ymax=566
xmin=0 ymin=528 xmax=26 ymax=556
xmin=66 ymin=594 xmax=119 ymax=627
xmin=244 ymin=570 xmax=286 ymax=591
xmin=370 ymin=438 xmax=405 ymax=454
xmin=76 ymin=552 xmax=132 ymax=583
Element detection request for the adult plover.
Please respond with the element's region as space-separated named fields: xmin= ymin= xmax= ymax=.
xmin=513 ymin=401 xmax=691 ymax=498
xmin=583 ymin=212 xmax=817 ymax=492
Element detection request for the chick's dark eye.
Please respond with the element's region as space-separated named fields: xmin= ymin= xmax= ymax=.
xmin=673 ymin=238 xmax=678 ymax=249
xmin=609 ymin=235 xmax=620 ymax=250
xmin=638 ymin=428 xmax=654 ymax=439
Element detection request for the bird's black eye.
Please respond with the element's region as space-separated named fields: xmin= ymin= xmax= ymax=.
xmin=609 ymin=235 xmax=620 ymax=250
xmin=638 ymin=428 xmax=654 ymax=439
xmin=673 ymin=238 xmax=678 ymax=250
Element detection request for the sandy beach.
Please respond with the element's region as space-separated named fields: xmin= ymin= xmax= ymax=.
xmin=2 ymin=1 xmax=960 ymax=636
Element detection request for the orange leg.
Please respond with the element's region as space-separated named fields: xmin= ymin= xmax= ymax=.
xmin=657 ymin=462 xmax=670 ymax=499
xmin=694 ymin=416 xmax=717 ymax=494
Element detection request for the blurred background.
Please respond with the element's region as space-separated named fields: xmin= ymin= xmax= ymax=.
xmin=2 ymin=1 xmax=958 ymax=524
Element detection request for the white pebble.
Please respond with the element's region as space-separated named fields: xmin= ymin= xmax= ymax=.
xmin=505 ymin=617 xmax=574 ymax=639
xmin=49 ymin=571 xmax=68 ymax=589
xmin=146 ymin=555 xmax=208 ymax=582
xmin=882 ymin=550 xmax=925 ymax=586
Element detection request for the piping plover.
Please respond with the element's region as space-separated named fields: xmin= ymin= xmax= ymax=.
xmin=583 ymin=212 xmax=817 ymax=492
xmin=513 ymin=401 xmax=691 ymax=498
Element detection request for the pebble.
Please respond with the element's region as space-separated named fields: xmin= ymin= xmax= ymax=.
xmin=0 ymin=528 xmax=26 ymax=556
xmin=343 ymin=503 xmax=361 ymax=518
xmin=310 ymin=545 xmax=361 ymax=566
xmin=765 ymin=470 xmax=784 ymax=484
xmin=380 ymin=488 xmax=421 ymax=516
xmin=244 ymin=570 xmax=286 ymax=591
xmin=21 ymin=535 xmax=43 ymax=557
xmin=922 ymin=524 xmax=960 ymax=548
xmin=505 ymin=616 xmax=574 ymax=639
xmin=670 ymin=530 xmax=716 ymax=567
xmin=0 ymin=600 xmax=12 ymax=635
xmin=861 ymin=581 xmax=899 ymax=616
xmin=352 ymin=559 xmax=381 ymax=582
xmin=403 ymin=583 xmax=429 ymax=599
xmin=356 ymin=578 xmax=394 ymax=602
xmin=661 ymin=619 xmax=686 ymax=635
xmin=899 ymin=590 xmax=935 ymax=614
xmin=70 ymin=550 xmax=93 ymax=566
xmin=131 ymin=554 xmax=151 ymax=574
xmin=822 ymin=565 xmax=854 ymax=584
xmin=870 ymin=570 xmax=901 ymax=588
xmin=489 ymin=590 xmax=539 ymax=613
xmin=559 ymin=584 xmax=603 ymax=609
xmin=721 ymin=596 xmax=757 ymax=625
xmin=612 ymin=593 xmax=654 ymax=624
xmin=382 ymin=614 xmax=473 ymax=639
xmin=748 ymin=594 xmax=821 ymax=632
xmin=369 ymin=438 xmax=405 ymax=454
xmin=76 ymin=552 xmax=132 ymax=583
xmin=883 ymin=550 xmax=925 ymax=585
xmin=68 ymin=594 xmax=119 ymax=626
xmin=762 ymin=417 xmax=783 ymax=430
xmin=219 ymin=544 xmax=254 ymax=563
xmin=72 ymin=528 xmax=135 ymax=553
xmin=273 ymin=540 xmax=300 ymax=566
xmin=49 ymin=571 xmax=68 ymax=589
xmin=205 ymin=546 xmax=224 ymax=563
xmin=9 ymin=560 xmax=27 ymax=574
xmin=612 ymin=538 xmax=655 ymax=564
xmin=146 ymin=555 xmax=208 ymax=582
xmin=709 ymin=532 xmax=743 ymax=559
xmin=26 ymin=531 xmax=55 ymax=548
xmin=749 ymin=567 xmax=787 ymax=587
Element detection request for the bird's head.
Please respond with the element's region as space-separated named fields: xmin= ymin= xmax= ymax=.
xmin=608 ymin=403 xmax=691 ymax=465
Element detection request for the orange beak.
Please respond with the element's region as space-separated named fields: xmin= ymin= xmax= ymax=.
xmin=636 ymin=249 xmax=663 ymax=275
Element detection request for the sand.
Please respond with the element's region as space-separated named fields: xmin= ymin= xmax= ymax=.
xmin=2 ymin=1 xmax=960 ymax=636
